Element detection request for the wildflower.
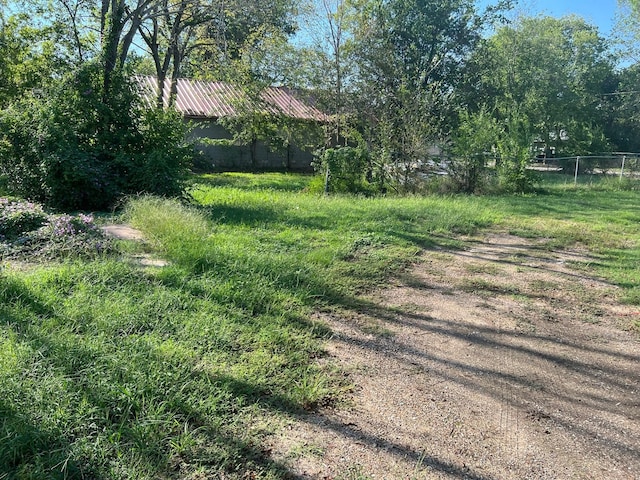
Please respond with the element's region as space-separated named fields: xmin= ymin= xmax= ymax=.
xmin=0 ymin=199 xmax=113 ymax=260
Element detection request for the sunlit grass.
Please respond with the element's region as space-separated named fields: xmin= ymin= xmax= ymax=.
xmin=1 ymin=171 xmax=639 ymax=479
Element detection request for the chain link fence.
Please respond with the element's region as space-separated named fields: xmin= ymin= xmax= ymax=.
xmin=529 ymin=153 xmax=640 ymax=183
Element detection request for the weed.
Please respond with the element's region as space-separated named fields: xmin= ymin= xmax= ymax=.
xmin=528 ymin=279 xmax=558 ymax=291
xmin=286 ymin=442 xmax=325 ymax=460
xmin=336 ymin=464 xmax=372 ymax=480
xmin=359 ymin=321 xmax=394 ymax=337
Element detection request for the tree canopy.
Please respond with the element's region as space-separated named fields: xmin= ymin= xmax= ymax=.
xmin=1 ymin=0 xmax=639 ymax=202
xmin=467 ymin=16 xmax=617 ymax=156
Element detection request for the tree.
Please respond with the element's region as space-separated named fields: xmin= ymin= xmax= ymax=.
xmin=347 ymin=0 xmax=487 ymax=190
xmin=0 ymin=64 xmax=193 ymax=209
xmin=302 ymin=0 xmax=353 ymax=145
xmin=51 ymin=0 xmax=97 ymax=65
xmin=621 ymin=0 xmax=640 ymax=16
xmin=603 ymin=63 xmax=640 ymax=152
xmin=0 ymin=1 xmax=200 ymax=208
xmin=0 ymin=9 xmax=62 ymax=107
xmin=182 ymin=0 xmax=299 ymax=81
xmin=465 ymin=16 xmax=616 ymax=157
xmin=137 ymin=0 xmax=224 ymax=108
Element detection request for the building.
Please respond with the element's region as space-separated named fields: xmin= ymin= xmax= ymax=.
xmin=136 ymin=76 xmax=328 ymax=171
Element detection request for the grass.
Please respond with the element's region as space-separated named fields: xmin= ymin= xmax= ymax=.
xmin=1 ymin=171 xmax=640 ymax=479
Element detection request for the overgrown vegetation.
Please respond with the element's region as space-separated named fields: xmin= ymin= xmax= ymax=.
xmin=1 ymin=172 xmax=639 ymax=478
xmin=0 ymin=197 xmax=113 ymax=259
xmin=3 ymin=0 xmax=640 ymax=201
xmin=0 ymin=64 xmax=194 ymax=209
xmin=314 ymin=146 xmax=378 ymax=195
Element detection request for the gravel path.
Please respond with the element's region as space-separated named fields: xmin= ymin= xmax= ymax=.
xmin=270 ymin=233 xmax=640 ymax=479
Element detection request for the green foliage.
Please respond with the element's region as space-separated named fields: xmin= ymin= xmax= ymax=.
xmin=0 ymin=198 xmax=113 ymax=260
xmin=448 ymin=109 xmax=502 ymax=193
xmin=315 ymin=146 xmax=377 ymax=194
xmin=603 ymin=63 xmax=640 ymax=152
xmin=496 ymin=148 xmax=537 ymax=194
xmin=196 ymin=172 xmax=315 ymax=191
xmin=183 ymin=0 xmax=299 ymax=78
xmin=621 ymin=0 xmax=640 ymax=17
xmin=0 ymin=12 xmax=61 ymax=108
xmin=126 ymin=108 xmax=194 ymax=198
xmin=349 ymin=0 xmax=487 ymax=185
xmin=0 ymin=199 xmax=47 ymax=239
xmin=495 ymin=118 xmax=538 ymax=193
xmin=0 ymin=63 xmax=193 ymax=209
xmin=447 ymin=110 xmax=537 ymax=194
xmin=466 ymin=16 xmax=616 ymax=156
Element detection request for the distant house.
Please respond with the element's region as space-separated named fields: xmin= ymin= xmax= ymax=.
xmin=136 ymin=76 xmax=328 ymax=172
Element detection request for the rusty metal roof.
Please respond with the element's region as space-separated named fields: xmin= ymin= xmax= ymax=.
xmin=136 ymin=76 xmax=328 ymax=122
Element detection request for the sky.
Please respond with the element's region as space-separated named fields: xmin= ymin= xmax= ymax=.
xmin=483 ymin=0 xmax=623 ymax=36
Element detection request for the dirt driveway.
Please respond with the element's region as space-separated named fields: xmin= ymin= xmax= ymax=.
xmin=270 ymin=233 xmax=640 ymax=479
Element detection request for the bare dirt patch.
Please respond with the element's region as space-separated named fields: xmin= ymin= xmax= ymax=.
xmin=270 ymin=233 xmax=640 ymax=479
xmin=101 ymin=224 xmax=169 ymax=267
xmin=101 ymin=224 xmax=146 ymax=241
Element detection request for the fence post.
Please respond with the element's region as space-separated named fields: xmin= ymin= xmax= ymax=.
xmin=620 ymin=155 xmax=626 ymax=182
xmin=574 ymin=156 xmax=580 ymax=185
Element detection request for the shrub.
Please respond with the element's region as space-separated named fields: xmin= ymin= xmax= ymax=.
xmin=124 ymin=108 xmax=193 ymax=198
xmin=314 ymin=146 xmax=377 ymax=194
xmin=0 ymin=63 xmax=194 ymax=209
xmin=0 ymin=198 xmax=47 ymax=239
xmin=448 ymin=109 xmax=502 ymax=194
xmin=496 ymin=139 xmax=538 ymax=194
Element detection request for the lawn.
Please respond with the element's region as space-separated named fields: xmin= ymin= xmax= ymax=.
xmin=1 ymin=171 xmax=639 ymax=479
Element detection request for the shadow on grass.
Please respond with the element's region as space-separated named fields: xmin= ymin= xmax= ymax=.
xmin=0 ymin=271 xmax=305 ymax=479
xmin=6 ymin=182 xmax=638 ymax=478
xmin=0 ymin=252 xmax=506 ymax=479
xmin=0 ymin=399 xmax=86 ymax=479
xmin=198 ymin=203 xmax=286 ymax=227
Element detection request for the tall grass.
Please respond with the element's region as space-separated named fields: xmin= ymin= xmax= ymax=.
xmin=2 ymin=172 xmax=639 ymax=478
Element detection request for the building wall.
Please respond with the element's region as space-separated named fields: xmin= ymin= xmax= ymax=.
xmin=188 ymin=120 xmax=316 ymax=172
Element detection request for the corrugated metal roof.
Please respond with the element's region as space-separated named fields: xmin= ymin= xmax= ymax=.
xmin=136 ymin=76 xmax=328 ymax=122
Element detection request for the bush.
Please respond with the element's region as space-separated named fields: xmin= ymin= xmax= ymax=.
xmin=121 ymin=108 xmax=193 ymax=198
xmin=0 ymin=198 xmax=113 ymax=260
xmin=314 ymin=146 xmax=377 ymax=194
xmin=0 ymin=198 xmax=47 ymax=239
xmin=496 ymin=139 xmax=538 ymax=194
xmin=0 ymin=63 xmax=194 ymax=209
xmin=497 ymin=158 xmax=538 ymax=193
xmin=448 ymin=109 xmax=502 ymax=194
